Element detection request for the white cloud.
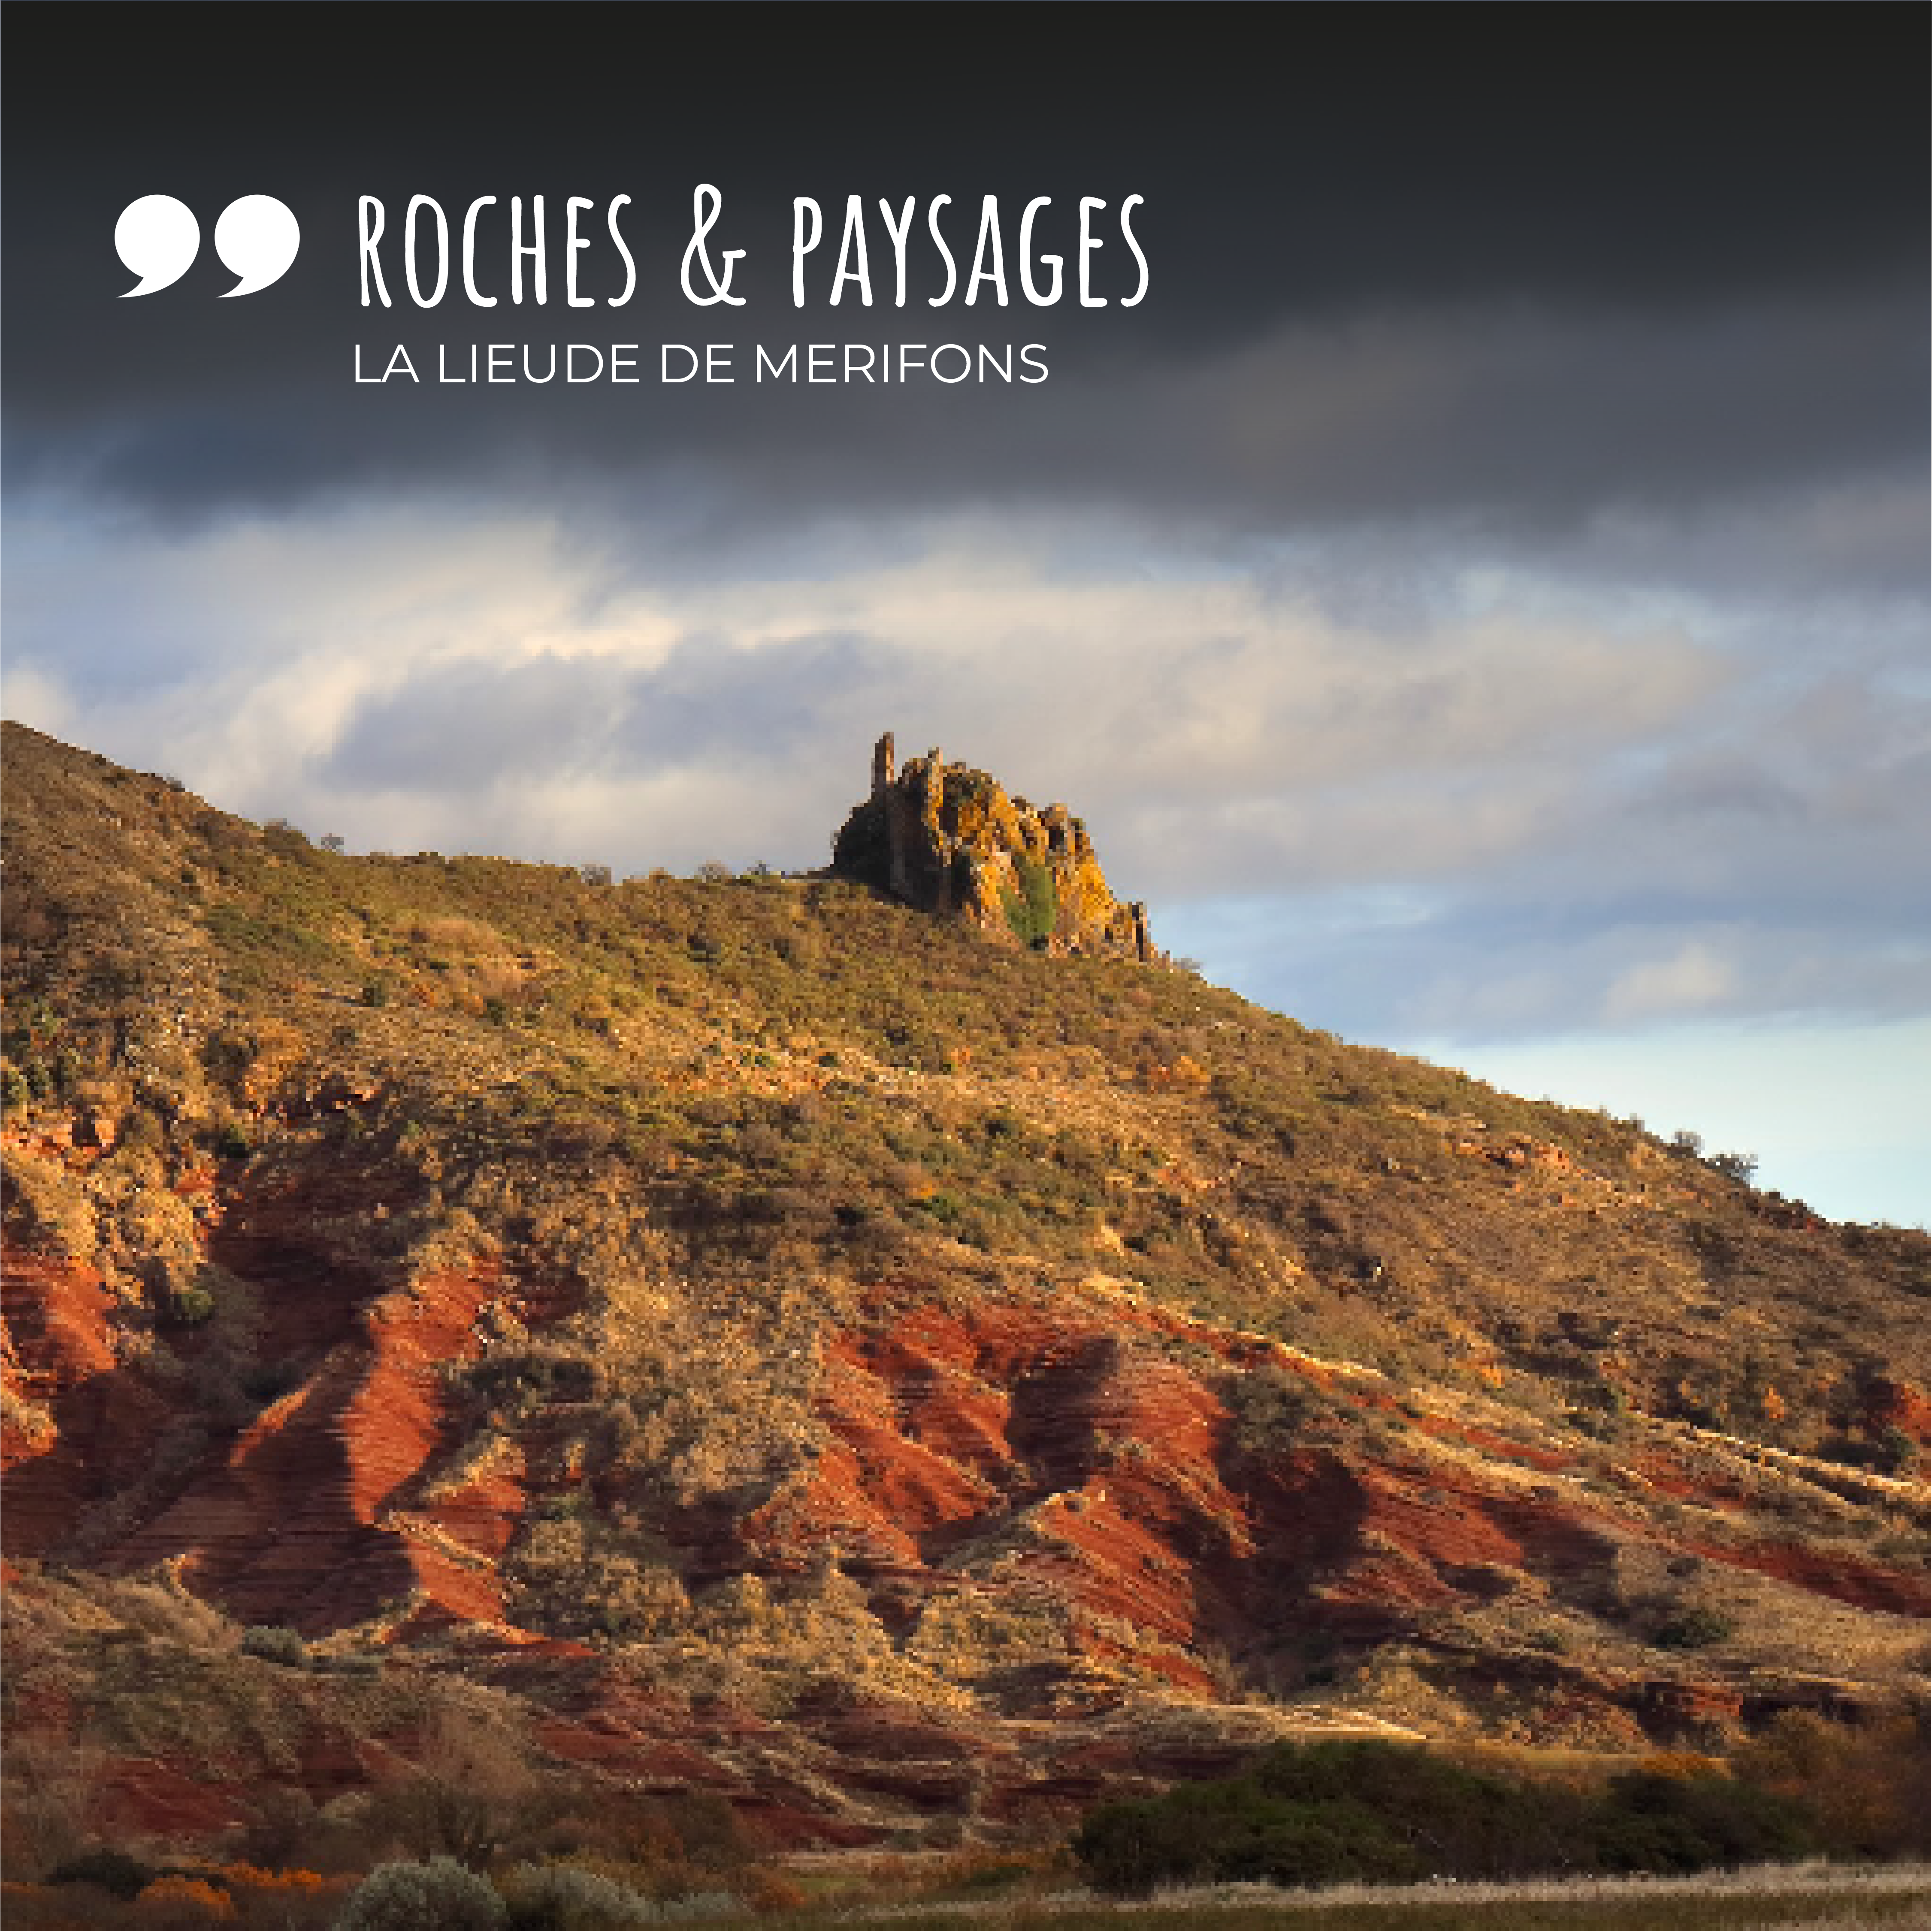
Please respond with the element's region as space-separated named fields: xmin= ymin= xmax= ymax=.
xmin=0 ymin=497 xmax=1732 ymax=881
xmin=1602 ymin=939 xmax=1741 ymax=1024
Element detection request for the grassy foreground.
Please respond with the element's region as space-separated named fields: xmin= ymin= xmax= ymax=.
xmin=4 ymin=1863 xmax=1926 ymax=1929
xmin=839 ymin=1863 xmax=1929 ymax=1928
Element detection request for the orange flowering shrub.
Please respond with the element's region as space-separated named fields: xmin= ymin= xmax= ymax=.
xmin=209 ymin=1867 xmax=327 ymax=1894
xmin=131 ymin=1875 xmax=236 ymax=1924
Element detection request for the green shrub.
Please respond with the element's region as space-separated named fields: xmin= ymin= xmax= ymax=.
xmin=1071 ymin=1794 xmax=1209 ymax=1897
xmin=1652 ymin=1606 xmax=1735 ymax=1650
xmin=1250 ymin=1738 xmax=1585 ymax=1880
xmin=47 ymin=1846 xmax=154 ymax=1899
xmin=499 ymin=1862 xmax=741 ymax=1928
xmin=166 ymin=1283 xmax=218 ymax=1326
xmin=1072 ymin=1738 xmax=1816 ymax=1896
xmin=240 ymin=1624 xmax=309 ymax=1667
xmin=336 ymin=1857 xmax=506 ymax=1931
xmin=1073 ymin=1778 xmax=1418 ymax=1896
xmin=1001 ymin=856 xmax=1057 ymax=947
xmin=1593 ymin=1767 xmax=1812 ymax=1872
xmin=501 ymin=1862 xmax=659 ymax=1930
xmin=1223 ymin=1366 xmax=1322 ymax=1457
xmin=319 ymin=1650 xmax=385 ymax=1678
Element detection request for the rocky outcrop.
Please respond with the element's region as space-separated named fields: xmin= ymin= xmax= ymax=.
xmin=832 ymin=734 xmax=1152 ymax=960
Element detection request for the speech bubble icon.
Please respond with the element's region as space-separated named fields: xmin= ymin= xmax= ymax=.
xmin=214 ymin=194 xmax=299 ymax=297
xmin=115 ymin=194 xmax=200 ymax=297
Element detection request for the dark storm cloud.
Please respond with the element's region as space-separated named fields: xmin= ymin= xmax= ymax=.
xmin=9 ymin=279 xmax=1922 ymax=547
xmin=4 ymin=7 xmax=1925 ymax=530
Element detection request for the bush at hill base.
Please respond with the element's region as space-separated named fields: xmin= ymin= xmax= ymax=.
xmin=1072 ymin=1737 xmax=1819 ymax=1895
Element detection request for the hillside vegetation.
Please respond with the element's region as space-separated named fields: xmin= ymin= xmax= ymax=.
xmin=2 ymin=720 xmax=1926 ymax=1874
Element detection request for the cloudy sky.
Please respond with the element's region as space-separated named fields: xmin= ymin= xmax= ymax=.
xmin=5 ymin=10 xmax=1926 ymax=1222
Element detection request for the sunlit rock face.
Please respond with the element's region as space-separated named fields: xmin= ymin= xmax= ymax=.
xmin=832 ymin=732 xmax=1152 ymax=962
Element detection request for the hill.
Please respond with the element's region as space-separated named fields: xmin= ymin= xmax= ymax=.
xmin=1 ymin=719 xmax=1925 ymax=1867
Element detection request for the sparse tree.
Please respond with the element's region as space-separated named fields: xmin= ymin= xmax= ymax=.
xmin=360 ymin=1707 xmax=540 ymax=1870
xmin=1 ymin=1736 xmax=102 ymax=1877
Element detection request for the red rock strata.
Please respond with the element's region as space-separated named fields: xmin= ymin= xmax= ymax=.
xmin=6 ymin=1160 xmax=1928 ymax=1850
xmin=3 ymin=1153 xmax=571 ymax=1634
xmin=2 ymin=1250 xmax=172 ymax=1556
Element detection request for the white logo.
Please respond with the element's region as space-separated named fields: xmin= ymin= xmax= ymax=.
xmin=116 ymin=194 xmax=300 ymax=297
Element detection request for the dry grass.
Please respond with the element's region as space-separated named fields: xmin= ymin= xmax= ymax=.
xmin=845 ymin=1864 xmax=1930 ymax=1926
